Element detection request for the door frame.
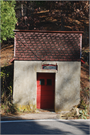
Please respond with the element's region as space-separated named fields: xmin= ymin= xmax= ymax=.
xmin=36 ymin=72 xmax=56 ymax=110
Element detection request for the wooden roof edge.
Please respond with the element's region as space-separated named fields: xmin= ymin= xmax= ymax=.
xmin=13 ymin=29 xmax=83 ymax=33
xmin=9 ymin=57 xmax=15 ymax=63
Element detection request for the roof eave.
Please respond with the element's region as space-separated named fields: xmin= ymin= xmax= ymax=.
xmin=9 ymin=57 xmax=15 ymax=63
xmin=13 ymin=30 xmax=83 ymax=33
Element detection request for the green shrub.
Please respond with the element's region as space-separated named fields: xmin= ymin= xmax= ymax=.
xmin=79 ymin=109 xmax=89 ymax=119
xmin=1 ymin=65 xmax=18 ymax=114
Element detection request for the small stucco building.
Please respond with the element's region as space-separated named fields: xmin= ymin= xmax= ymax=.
xmin=11 ymin=30 xmax=82 ymax=112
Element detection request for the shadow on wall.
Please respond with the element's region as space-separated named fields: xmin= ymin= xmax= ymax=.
xmin=56 ymin=62 xmax=80 ymax=111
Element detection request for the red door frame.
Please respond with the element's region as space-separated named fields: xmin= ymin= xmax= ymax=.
xmin=37 ymin=73 xmax=55 ymax=110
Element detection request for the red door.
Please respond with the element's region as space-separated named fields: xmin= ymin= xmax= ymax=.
xmin=37 ymin=73 xmax=55 ymax=109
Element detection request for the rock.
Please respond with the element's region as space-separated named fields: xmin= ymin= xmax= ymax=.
xmin=58 ymin=107 xmax=80 ymax=119
xmin=76 ymin=108 xmax=79 ymax=115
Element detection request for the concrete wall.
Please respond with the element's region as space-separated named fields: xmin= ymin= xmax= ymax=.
xmin=13 ymin=61 xmax=81 ymax=112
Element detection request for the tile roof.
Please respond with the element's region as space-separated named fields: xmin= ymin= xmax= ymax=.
xmin=14 ymin=30 xmax=81 ymax=61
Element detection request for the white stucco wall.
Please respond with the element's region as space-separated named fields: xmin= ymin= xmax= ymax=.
xmin=13 ymin=61 xmax=81 ymax=112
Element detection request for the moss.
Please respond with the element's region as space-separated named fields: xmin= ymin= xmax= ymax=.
xmin=15 ymin=103 xmax=36 ymax=112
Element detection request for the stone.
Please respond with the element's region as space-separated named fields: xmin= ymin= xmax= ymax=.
xmin=75 ymin=108 xmax=80 ymax=115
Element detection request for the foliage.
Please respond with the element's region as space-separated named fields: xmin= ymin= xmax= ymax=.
xmin=34 ymin=1 xmax=46 ymax=7
xmin=79 ymin=109 xmax=89 ymax=119
xmin=1 ymin=0 xmax=17 ymax=41
xmin=79 ymin=87 xmax=89 ymax=109
xmin=79 ymin=99 xmax=87 ymax=110
xmin=1 ymin=64 xmax=18 ymax=114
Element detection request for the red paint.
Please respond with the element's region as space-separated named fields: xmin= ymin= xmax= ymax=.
xmin=37 ymin=73 xmax=55 ymax=109
xmin=81 ymin=59 xmax=85 ymax=64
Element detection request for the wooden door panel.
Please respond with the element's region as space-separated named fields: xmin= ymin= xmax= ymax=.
xmin=37 ymin=73 xmax=55 ymax=109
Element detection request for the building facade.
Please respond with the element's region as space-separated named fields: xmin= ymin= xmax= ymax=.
xmin=12 ymin=30 xmax=82 ymax=112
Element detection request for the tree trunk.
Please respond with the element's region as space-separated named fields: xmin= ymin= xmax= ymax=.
xmin=21 ymin=3 xmax=23 ymax=17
